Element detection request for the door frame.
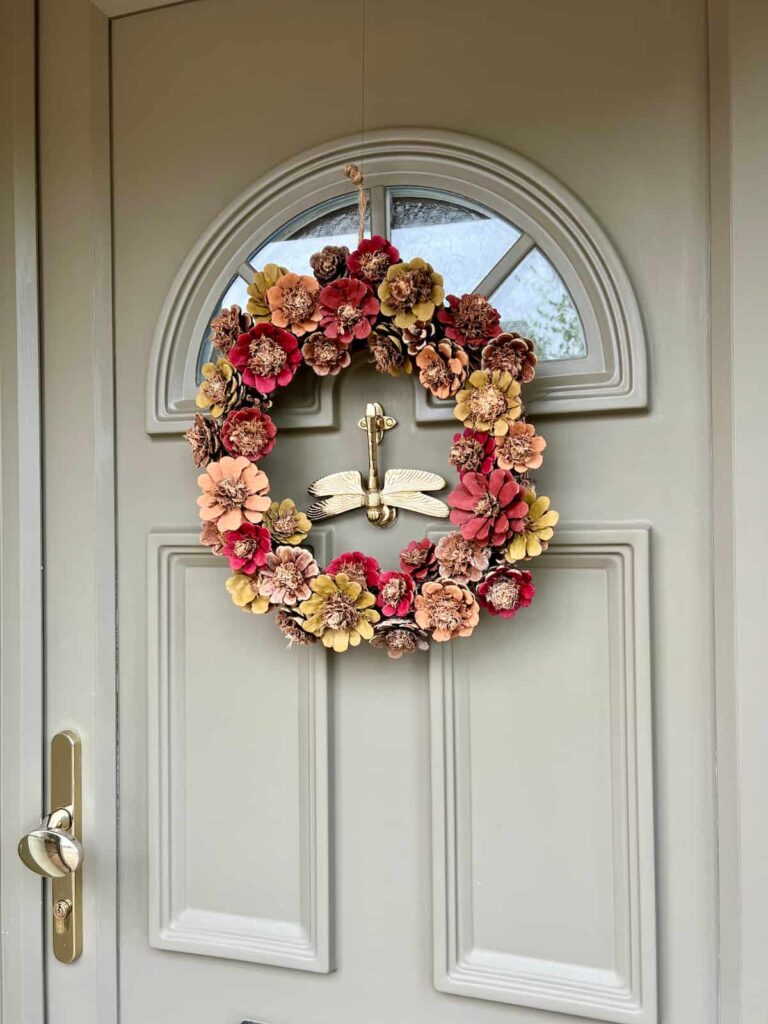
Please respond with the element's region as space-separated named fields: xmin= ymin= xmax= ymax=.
xmin=1 ymin=0 xmax=764 ymax=1020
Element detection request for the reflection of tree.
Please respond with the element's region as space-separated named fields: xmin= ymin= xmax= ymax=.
xmin=506 ymin=254 xmax=585 ymax=361
xmin=530 ymin=291 xmax=584 ymax=360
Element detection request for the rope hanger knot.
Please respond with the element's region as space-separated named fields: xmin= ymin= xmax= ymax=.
xmin=344 ymin=163 xmax=367 ymax=244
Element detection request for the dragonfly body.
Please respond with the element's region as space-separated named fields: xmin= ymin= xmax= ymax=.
xmin=306 ymin=402 xmax=448 ymax=528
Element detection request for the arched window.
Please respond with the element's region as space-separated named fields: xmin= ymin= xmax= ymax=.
xmin=147 ymin=130 xmax=646 ymax=434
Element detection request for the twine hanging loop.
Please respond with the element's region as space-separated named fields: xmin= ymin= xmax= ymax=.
xmin=344 ymin=163 xmax=367 ymax=244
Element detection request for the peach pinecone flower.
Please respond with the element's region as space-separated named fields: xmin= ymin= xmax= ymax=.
xmin=494 ymin=421 xmax=546 ymax=473
xmin=414 ymin=579 xmax=480 ymax=641
xmin=415 ymin=342 xmax=469 ymax=399
xmin=197 ymin=455 xmax=270 ymax=532
xmin=267 ymin=272 xmax=322 ymax=336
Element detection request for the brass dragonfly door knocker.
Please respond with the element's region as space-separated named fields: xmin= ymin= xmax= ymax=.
xmin=306 ymin=402 xmax=449 ymax=528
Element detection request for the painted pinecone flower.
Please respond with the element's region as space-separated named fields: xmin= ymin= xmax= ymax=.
xmin=494 ymin=421 xmax=546 ymax=473
xmin=400 ymin=319 xmax=437 ymax=355
xmin=209 ymin=304 xmax=253 ymax=355
xmin=504 ymin=489 xmax=559 ymax=562
xmin=199 ymin=521 xmax=226 ymax=555
xmin=413 ymin=580 xmax=479 ymax=642
xmin=185 ymin=413 xmax=221 ymax=467
xmin=229 ymin=323 xmax=302 ymax=394
xmin=448 ymin=469 xmax=528 ymax=546
xmin=378 ymin=258 xmax=444 ymax=329
xmin=437 ymin=293 xmax=502 ymax=348
xmin=454 ymin=369 xmax=522 ymax=435
xmin=481 ymin=332 xmax=538 ymax=383
xmin=347 ymin=235 xmax=400 ymax=287
xmin=434 ymin=531 xmax=490 ymax=584
xmin=399 ymin=538 xmax=437 ymax=581
xmin=264 ymin=499 xmax=311 ymax=545
xmin=370 ymin=619 xmax=430 ymax=659
xmin=267 ymin=273 xmax=322 ymax=337
xmin=310 ymin=244 xmax=350 ymax=286
xmin=221 ymin=522 xmax=272 ymax=574
xmin=376 ymin=571 xmax=416 ymax=617
xmin=298 ymin=573 xmax=380 ymax=653
xmin=368 ymin=328 xmax=411 ymax=377
xmin=318 ymin=278 xmax=379 ymax=344
xmin=195 ymin=359 xmax=246 ymax=419
xmin=415 ymin=341 xmax=469 ymax=399
xmin=301 ymin=333 xmax=351 ymax=376
xmin=247 ymin=264 xmax=289 ymax=322
xmin=448 ymin=429 xmax=496 ymax=476
xmin=220 ymin=407 xmax=277 ymax=462
xmin=326 ymin=551 xmax=381 ymax=590
xmin=276 ymin=608 xmax=317 ymax=647
xmin=259 ymin=546 xmax=319 ymax=606
xmin=477 ymin=566 xmax=535 ymax=618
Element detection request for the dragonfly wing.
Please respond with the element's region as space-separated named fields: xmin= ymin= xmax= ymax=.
xmin=308 ymin=470 xmax=365 ymax=497
xmin=305 ymin=493 xmax=365 ymax=521
xmin=382 ymin=468 xmax=445 ymax=493
xmin=380 ymin=489 xmax=450 ymax=518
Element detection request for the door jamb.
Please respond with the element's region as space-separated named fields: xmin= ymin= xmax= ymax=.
xmin=0 ymin=0 xmax=45 ymax=1019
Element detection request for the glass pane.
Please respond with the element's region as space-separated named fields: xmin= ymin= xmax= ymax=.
xmin=389 ymin=189 xmax=520 ymax=297
xmin=491 ymin=249 xmax=587 ymax=361
xmin=247 ymin=195 xmax=369 ymax=277
xmin=196 ymin=275 xmax=249 ymax=380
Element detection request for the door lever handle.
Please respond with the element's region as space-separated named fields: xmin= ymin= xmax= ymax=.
xmin=18 ymin=807 xmax=83 ymax=878
xmin=17 ymin=730 xmax=83 ymax=962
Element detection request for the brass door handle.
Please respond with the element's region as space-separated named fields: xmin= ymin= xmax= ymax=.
xmin=17 ymin=730 xmax=83 ymax=962
xmin=18 ymin=807 xmax=83 ymax=878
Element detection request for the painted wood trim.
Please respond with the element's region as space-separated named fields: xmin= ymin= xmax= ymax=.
xmin=707 ymin=4 xmax=740 ymax=1020
xmin=709 ymin=1 xmax=768 ymax=1018
xmin=91 ymin=0 xmax=197 ymax=17
xmin=146 ymin=129 xmax=649 ymax=434
xmin=36 ymin=3 xmax=119 ymax=1019
xmin=147 ymin=533 xmax=333 ymax=972
xmin=430 ymin=526 xmax=656 ymax=1023
xmin=0 ymin=0 xmax=45 ymax=1019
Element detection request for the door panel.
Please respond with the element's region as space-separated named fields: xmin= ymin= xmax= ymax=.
xmin=147 ymin=534 xmax=331 ymax=971
xmin=431 ymin=530 xmax=654 ymax=1021
xmin=96 ymin=0 xmax=717 ymax=1021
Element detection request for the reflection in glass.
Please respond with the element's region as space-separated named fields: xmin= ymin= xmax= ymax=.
xmin=197 ymin=275 xmax=250 ymax=380
xmin=491 ymin=249 xmax=586 ymax=361
xmin=390 ymin=190 xmax=521 ymax=297
xmin=248 ymin=196 xmax=369 ymax=277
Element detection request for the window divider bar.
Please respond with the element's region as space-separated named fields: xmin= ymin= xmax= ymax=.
xmin=237 ymin=262 xmax=255 ymax=284
xmin=369 ymin=186 xmax=388 ymax=239
xmin=475 ymin=234 xmax=536 ymax=297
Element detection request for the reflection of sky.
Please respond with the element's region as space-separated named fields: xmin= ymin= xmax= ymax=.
xmin=251 ymin=232 xmax=361 ymax=278
xmin=390 ymin=221 xmax=520 ymax=296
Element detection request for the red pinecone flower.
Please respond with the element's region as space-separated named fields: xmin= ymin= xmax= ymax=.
xmin=448 ymin=469 xmax=528 ymax=546
xmin=477 ymin=566 xmax=535 ymax=618
xmin=399 ymin=538 xmax=437 ymax=580
xmin=347 ymin=235 xmax=400 ymax=287
xmin=318 ymin=277 xmax=379 ymax=344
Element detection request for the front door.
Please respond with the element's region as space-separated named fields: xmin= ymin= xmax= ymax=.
xmin=38 ymin=1 xmax=718 ymax=1022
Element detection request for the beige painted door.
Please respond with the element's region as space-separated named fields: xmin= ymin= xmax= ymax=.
xmin=39 ymin=1 xmax=717 ymax=1023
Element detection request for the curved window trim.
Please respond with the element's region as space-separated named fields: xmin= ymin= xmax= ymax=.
xmin=146 ymin=128 xmax=648 ymax=434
